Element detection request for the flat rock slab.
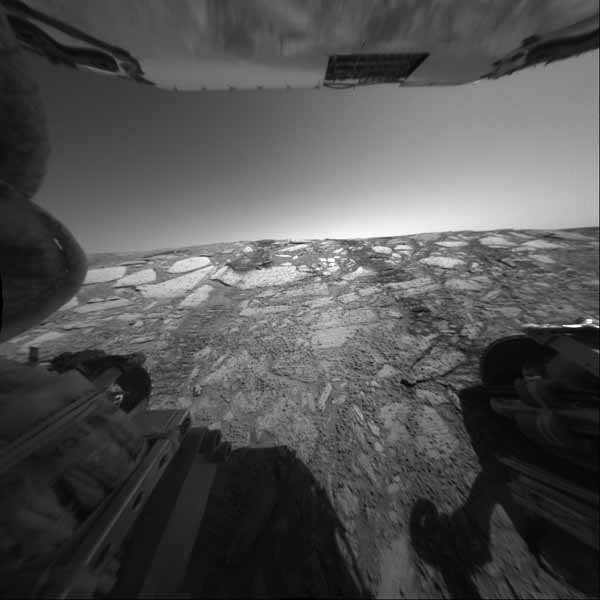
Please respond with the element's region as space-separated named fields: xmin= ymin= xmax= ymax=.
xmin=240 ymin=305 xmax=291 ymax=317
xmin=519 ymin=239 xmax=567 ymax=250
xmin=168 ymin=256 xmax=212 ymax=273
xmin=415 ymin=388 xmax=450 ymax=406
xmin=435 ymin=240 xmax=469 ymax=248
xmin=530 ymin=254 xmax=556 ymax=264
xmin=386 ymin=276 xmax=434 ymax=291
xmin=59 ymin=320 xmax=101 ymax=330
xmin=114 ymin=268 xmax=157 ymax=287
xmin=277 ymin=282 xmax=329 ymax=299
xmin=547 ymin=230 xmax=597 ymax=241
xmin=338 ymin=292 xmax=359 ymax=304
xmin=280 ymin=243 xmax=310 ymax=253
xmin=305 ymin=297 xmax=333 ymax=308
xmin=377 ymin=364 xmax=398 ymax=379
xmin=445 ymin=276 xmax=491 ymax=291
xmin=380 ymin=402 xmax=411 ymax=445
xmin=478 ymin=235 xmax=516 ymax=247
xmin=492 ymin=306 xmax=522 ymax=318
xmin=139 ymin=266 xmax=215 ymax=298
xmin=22 ymin=330 xmax=67 ymax=349
xmin=179 ymin=284 xmax=213 ymax=308
xmin=377 ymin=534 xmax=419 ymax=599
xmin=84 ymin=266 xmax=127 ymax=284
xmin=420 ymin=256 xmax=464 ymax=269
xmin=115 ymin=312 xmax=144 ymax=322
xmin=342 ymin=266 xmax=374 ymax=281
xmin=213 ymin=265 xmax=308 ymax=289
xmin=371 ymin=245 xmax=392 ymax=255
xmin=312 ymin=326 xmax=356 ymax=349
xmin=74 ymin=297 xmax=131 ymax=313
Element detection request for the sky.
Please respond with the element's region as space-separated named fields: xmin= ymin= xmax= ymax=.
xmin=27 ymin=50 xmax=599 ymax=254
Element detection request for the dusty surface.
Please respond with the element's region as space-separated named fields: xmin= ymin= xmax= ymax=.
xmin=2 ymin=226 xmax=598 ymax=598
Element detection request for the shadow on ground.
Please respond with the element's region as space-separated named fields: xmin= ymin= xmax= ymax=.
xmin=409 ymin=386 xmax=541 ymax=598
xmin=183 ymin=444 xmax=371 ymax=598
xmin=409 ymin=386 xmax=598 ymax=599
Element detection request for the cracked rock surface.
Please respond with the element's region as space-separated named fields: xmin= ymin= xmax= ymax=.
xmin=1 ymin=227 xmax=598 ymax=598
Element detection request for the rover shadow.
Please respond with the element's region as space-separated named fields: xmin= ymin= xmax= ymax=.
xmin=408 ymin=386 xmax=546 ymax=599
xmin=183 ymin=444 xmax=370 ymax=598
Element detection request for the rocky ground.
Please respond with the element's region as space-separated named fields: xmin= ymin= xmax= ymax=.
xmin=1 ymin=226 xmax=598 ymax=598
